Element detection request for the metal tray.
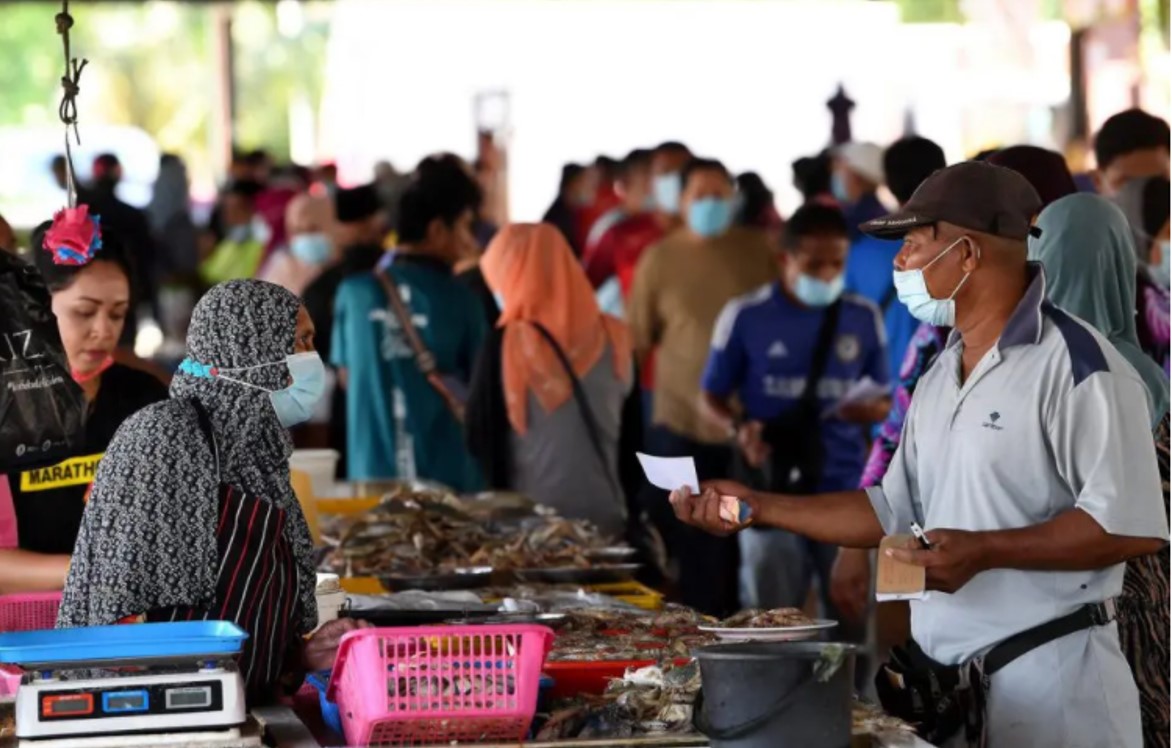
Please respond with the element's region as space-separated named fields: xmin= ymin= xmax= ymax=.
xmin=513 ymin=564 xmax=641 ymax=584
xmin=584 ymin=546 xmax=639 ymax=562
xmin=379 ymin=566 xmax=495 ymax=591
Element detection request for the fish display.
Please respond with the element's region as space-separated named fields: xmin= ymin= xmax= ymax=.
xmin=318 ymin=487 xmax=620 ymax=577
xmin=719 ymin=607 xmax=816 ymax=628
xmin=548 ymin=607 xmax=717 ymax=662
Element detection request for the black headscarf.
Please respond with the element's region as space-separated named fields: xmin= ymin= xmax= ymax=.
xmin=59 ymin=280 xmax=318 ymax=634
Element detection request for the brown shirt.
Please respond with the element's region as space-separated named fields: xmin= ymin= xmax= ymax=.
xmin=628 ymin=226 xmax=777 ymax=444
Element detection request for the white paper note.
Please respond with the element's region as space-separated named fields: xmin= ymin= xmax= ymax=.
xmin=823 ymin=376 xmax=891 ymax=418
xmin=636 ymin=453 xmax=700 ymax=493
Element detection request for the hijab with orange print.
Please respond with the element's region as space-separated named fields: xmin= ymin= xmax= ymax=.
xmin=480 ymin=223 xmax=632 ymax=435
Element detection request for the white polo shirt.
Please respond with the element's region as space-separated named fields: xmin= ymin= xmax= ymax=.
xmin=867 ymin=264 xmax=1168 ymax=666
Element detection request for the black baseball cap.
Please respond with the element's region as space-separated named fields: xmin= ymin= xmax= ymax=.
xmin=860 ymin=161 xmax=1042 ymax=240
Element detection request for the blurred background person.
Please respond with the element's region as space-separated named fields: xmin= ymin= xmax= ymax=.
xmin=50 ymin=155 xmax=68 ymax=192
xmin=467 ymin=223 xmax=638 ymax=537
xmin=259 ymin=192 xmax=336 ymax=297
xmin=0 ymin=212 xmax=14 ymax=253
xmin=734 ymin=172 xmax=784 ymax=247
xmin=1113 ymin=176 xmax=1171 ymax=373
xmin=1029 ymin=193 xmax=1170 ymax=748
xmin=793 ymin=150 xmax=835 ymax=205
xmin=330 ymin=165 xmax=486 ymax=490
xmin=1 ymin=227 xmax=167 ymax=593
xmin=628 ymin=156 xmax=776 ymax=616
xmin=700 ymin=203 xmax=889 ymax=625
xmin=579 ymin=155 xmax=623 ymax=252
xmin=147 ymin=154 xmax=199 ymax=283
xmin=648 ymin=141 xmax=692 ymax=230
xmin=1093 ymin=109 xmax=1170 ymax=197
xmin=831 ymin=142 xmax=886 ymax=239
xmin=987 ymin=145 xmax=1080 ymax=208
xmin=543 ymin=163 xmax=598 ymax=257
xmin=846 ymin=136 xmax=946 ymax=378
xmin=199 ymin=179 xmax=268 ymax=286
xmin=80 ymin=153 xmax=157 ymax=343
xmin=583 ymin=148 xmax=654 ymax=288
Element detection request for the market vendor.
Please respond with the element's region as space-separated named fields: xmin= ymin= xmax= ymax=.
xmin=668 ymin=163 xmax=1169 ymax=747
xmin=58 ymin=280 xmax=365 ymax=702
xmin=0 ymin=225 xmax=167 ymax=593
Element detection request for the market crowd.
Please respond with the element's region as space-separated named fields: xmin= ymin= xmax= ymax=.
xmin=0 ymin=105 xmax=1168 ymax=747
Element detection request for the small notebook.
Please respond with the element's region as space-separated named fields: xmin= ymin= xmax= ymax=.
xmin=875 ymin=534 xmax=926 ymax=601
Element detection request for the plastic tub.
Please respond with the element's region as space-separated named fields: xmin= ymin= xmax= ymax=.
xmin=327 ymin=624 xmax=554 ymax=746
xmin=289 ymin=449 xmax=340 ymax=497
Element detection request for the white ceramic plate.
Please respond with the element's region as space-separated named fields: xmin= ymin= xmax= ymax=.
xmin=698 ymin=619 xmax=838 ymax=642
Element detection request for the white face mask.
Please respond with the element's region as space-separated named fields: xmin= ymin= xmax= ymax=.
xmin=892 ymin=236 xmax=976 ymax=327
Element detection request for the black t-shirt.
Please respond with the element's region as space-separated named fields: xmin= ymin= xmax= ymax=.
xmin=8 ymin=364 xmax=168 ymax=554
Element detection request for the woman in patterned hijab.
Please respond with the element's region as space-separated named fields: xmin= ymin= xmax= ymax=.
xmin=59 ymin=279 xmax=363 ymax=701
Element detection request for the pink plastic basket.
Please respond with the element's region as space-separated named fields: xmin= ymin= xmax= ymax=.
xmin=327 ymin=625 xmax=554 ymax=746
xmin=0 ymin=592 xmax=62 ymax=633
xmin=0 ymin=592 xmax=63 ymax=695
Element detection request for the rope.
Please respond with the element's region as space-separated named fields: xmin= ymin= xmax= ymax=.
xmin=55 ymin=0 xmax=88 ymax=209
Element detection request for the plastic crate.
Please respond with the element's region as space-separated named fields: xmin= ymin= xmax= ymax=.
xmin=0 ymin=592 xmax=61 ymax=633
xmin=327 ymin=624 xmax=554 ymax=746
xmin=587 ymin=581 xmax=665 ymax=611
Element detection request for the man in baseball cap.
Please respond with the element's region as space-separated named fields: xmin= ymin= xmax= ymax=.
xmin=668 ymin=159 xmax=1167 ymax=746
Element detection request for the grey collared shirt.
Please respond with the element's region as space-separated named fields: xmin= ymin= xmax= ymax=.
xmin=867 ymin=265 xmax=1168 ymax=665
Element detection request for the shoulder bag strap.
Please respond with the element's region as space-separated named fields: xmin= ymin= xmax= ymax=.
xmin=800 ymin=299 xmax=843 ymax=408
xmin=528 ymin=322 xmax=624 ymax=503
xmin=373 ymin=268 xmax=466 ymax=423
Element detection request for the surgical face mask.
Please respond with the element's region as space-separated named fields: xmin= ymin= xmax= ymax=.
xmin=289 ymin=233 xmax=331 ymax=265
xmin=226 ymin=224 xmax=251 ymax=244
xmin=793 ymin=273 xmax=844 ymax=308
xmin=184 ymin=351 xmax=327 ymax=428
xmin=831 ymin=172 xmax=850 ymax=203
xmin=687 ymin=198 xmax=734 ymax=239
xmin=653 ymin=172 xmax=682 ymax=214
xmin=892 ymin=236 xmax=975 ymax=327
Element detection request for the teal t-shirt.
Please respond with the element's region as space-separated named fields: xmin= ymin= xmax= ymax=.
xmin=331 ymin=255 xmax=487 ymax=491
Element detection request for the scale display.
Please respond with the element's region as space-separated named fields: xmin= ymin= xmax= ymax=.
xmin=37 ymin=680 xmax=223 ymax=722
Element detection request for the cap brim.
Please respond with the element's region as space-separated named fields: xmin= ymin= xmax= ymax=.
xmin=859 ymin=209 xmax=936 ymax=239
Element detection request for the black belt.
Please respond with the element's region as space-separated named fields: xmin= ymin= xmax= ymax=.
xmin=983 ymin=600 xmax=1116 ymax=675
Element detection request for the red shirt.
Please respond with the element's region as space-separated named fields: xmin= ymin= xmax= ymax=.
xmin=584 ymin=213 xmax=665 ymax=295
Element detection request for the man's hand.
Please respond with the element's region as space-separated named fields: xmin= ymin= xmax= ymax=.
xmin=668 ymin=483 xmax=757 ymax=537
xmin=885 ymin=528 xmax=990 ymax=593
xmin=838 ymin=398 xmax=891 ymax=425
xmin=302 ymin=617 xmax=372 ymax=673
xmin=736 ymin=421 xmax=770 ymax=468
xmin=830 ymin=547 xmax=871 ymax=623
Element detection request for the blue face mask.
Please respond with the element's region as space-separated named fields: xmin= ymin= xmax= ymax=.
xmin=289 ymin=233 xmax=331 ymax=265
xmin=892 ymin=237 xmax=974 ymax=327
xmin=653 ymin=173 xmax=682 ymax=214
xmin=793 ymin=273 xmax=845 ymax=307
xmin=687 ymin=198 xmax=734 ymax=239
xmin=188 ymin=351 xmax=327 ymax=428
xmin=831 ymin=172 xmax=850 ymax=203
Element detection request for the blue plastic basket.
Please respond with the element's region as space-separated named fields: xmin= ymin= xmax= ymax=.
xmin=306 ymin=670 xmax=343 ymax=735
xmin=0 ymin=621 xmax=248 ymax=665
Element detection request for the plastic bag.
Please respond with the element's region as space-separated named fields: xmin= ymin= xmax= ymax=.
xmin=0 ymin=251 xmax=85 ymax=471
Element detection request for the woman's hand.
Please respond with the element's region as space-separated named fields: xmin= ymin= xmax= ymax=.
xmin=303 ymin=617 xmax=371 ymax=673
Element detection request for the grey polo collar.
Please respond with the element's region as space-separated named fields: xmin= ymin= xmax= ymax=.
xmin=947 ymin=262 xmax=1047 ymax=351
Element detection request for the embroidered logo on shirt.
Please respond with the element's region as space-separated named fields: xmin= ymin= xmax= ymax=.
xmin=835 ymin=334 xmax=860 ymax=363
xmin=767 ymin=341 xmax=788 ymax=358
xmin=982 ymin=412 xmax=1004 ymax=431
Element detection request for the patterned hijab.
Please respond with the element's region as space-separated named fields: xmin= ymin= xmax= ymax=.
xmin=1028 ymin=194 xmax=1170 ymax=427
xmin=59 ymin=280 xmax=318 ymax=633
xmin=480 ymin=223 xmax=632 ymax=435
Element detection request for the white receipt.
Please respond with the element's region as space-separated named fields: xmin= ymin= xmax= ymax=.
xmin=636 ymin=453 xmax=700 ymax=493
xmin=823 ymin=376 xmax=890 ymax=418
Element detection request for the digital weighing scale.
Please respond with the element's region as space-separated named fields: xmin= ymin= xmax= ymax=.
xmin=0 ymin=621 xmax=249 ymax=743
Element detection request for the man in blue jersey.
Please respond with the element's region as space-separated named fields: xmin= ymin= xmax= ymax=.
xmin=846 ymin=137 xmax=946 ymax=378
xmin=700 ymin=203 xmax=890 ymax=615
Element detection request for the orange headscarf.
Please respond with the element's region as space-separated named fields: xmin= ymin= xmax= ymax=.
xmin=481 ymin=223 xmax=633 ymax=435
